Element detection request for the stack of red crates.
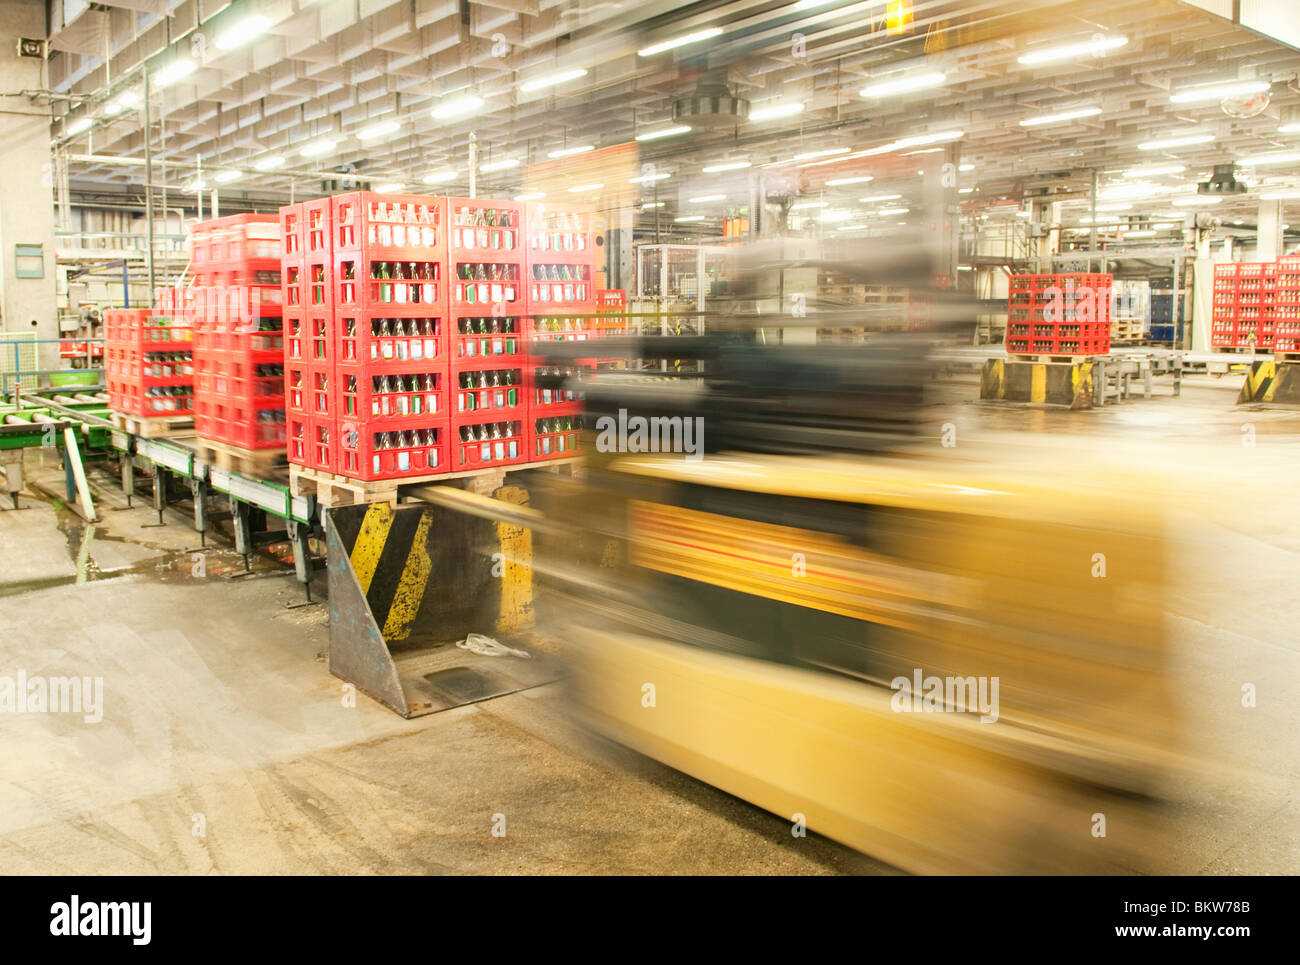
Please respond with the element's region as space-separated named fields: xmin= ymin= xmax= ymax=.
xmin=1211 ymin=262 xmax=1276 ymax=349
xmin=188 ymin=213 xmax=285 ymax=450
xmin=279 ymin=192 xmax=606 ymax=483
xmin=523 ymin=201 xmax=597 ymax=461
xmin=1274 ymin=255 xmax=1300 ymax=353
xmin=1005 ymin=272 xmax=1112 ymax=357
xmin=283 ymin=198 xmax=337 ymax=473
xmin=284 ymin=194 xmax=455 ymax=480
xmin=445 ymin=197 xmax=529 ymax=471
xmin=104 ymin=295 xmax=194 ymax=417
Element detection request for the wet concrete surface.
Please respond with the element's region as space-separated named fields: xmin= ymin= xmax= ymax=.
xmin=0 ymin=375 xmax=1297 ymax=874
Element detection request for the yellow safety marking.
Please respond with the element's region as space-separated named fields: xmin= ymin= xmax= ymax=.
xmin=494 ymin=486 xmax=534 ymax=632
xmin=1030 ymin=364 xmax=1046 ymax=404
xmin=350 ymin=502 xmax=394 ymax=595
xmin=381 ymin=510 xmax=434 ymax=641
xmin=627 ymin=500 xmax=971 ymax=632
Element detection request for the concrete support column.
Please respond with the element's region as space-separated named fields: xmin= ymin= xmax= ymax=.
xmin=921 ymin=146 xmax=959 ymax=284
xmin=0 ymin=0 xmax=59 ymax=382
xmin=1257 ymin=199 xmax=1283 ymax=260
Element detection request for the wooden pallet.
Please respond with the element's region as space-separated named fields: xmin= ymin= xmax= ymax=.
xmin=1006 ymin=354 xmax=1102 ymax=364
xmin=1274 ymin=351 xmax=1300 ymax=363
xmin=289 ymin=457 xmax=582 ymax=509
xmin=195 ymin=437 xmax=287 ymax=475
xmin=109 ymin=412 xmax=195 ymax=438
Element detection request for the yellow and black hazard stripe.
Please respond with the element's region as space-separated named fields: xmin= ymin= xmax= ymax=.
xmin=981 ymin=359 xmax=1093 ymax=408
xmin=328 ymin=487 xmax=535 ymax=643
xmin=1239 ymin=359 xmax=1300 ymax=404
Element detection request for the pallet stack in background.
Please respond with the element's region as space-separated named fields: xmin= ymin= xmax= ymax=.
xmin=187 ymin=214 xmax=286 ymax=465
xmin=1005 ymin=272 xmax=1112 ymax=358
xmin=1212 ymin=262 xmax=1276 ymax=350
xmin=278 ymin=192 xmax=606 ymax=494
xmin=1272 ymin=255 xmax=1300 ymax=354
xmin=104 ymin=294 xmax=194 ymax=430
xmin=1109 ymin=279 xmax=1150 ymax=343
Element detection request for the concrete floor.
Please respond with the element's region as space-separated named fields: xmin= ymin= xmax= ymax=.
xmin=0 ymin=373 xmax=1297 ymax=874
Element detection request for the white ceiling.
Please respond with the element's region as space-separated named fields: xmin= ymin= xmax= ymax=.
xmin=45 ymin=0 xmax=1300 ymax=227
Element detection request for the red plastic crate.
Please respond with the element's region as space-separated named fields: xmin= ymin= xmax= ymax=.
xmin=524 ymin=201 xmax=595 ymax=263
xmin=280 ymin=203 xmax=304 ymax=261
xmin=450 ymin=364 xmax=526 ymax=421
xmin=337 ymin=313 xmax=448 ymax=367
xmin=449 ymin=416 xmax=526 ymax=471
xmin=337 ymin=416 xmax=449 ymax=480
xmin=285 ymin=309 xmax=333 ymax=365
xmin=331 ymin=192 xmax=448 ymax=261
xmin=285 ymin=361 xmax=336 ymax=421
xmin=449 ymin=313 xmax=525 ymax=366
xmin=333 ymin=253 xmax=447 ymax=312
xmin=529 ymin=414 xmax=582 ymax=461
xmin=287 ymin=414 xmax=335 ymax=472
xmin=524 ymin=262 xmax=596 ymax=309
xmin=339 ymin=366 xmax=450 ymax=424
xmin=446 ymin=198 xmax=523 ymax=258
xmin=526 ymin=364 xmax=586 ymax=417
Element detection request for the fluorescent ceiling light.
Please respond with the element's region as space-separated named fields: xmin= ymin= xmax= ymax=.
xmin=1015 ymin=211 xmax=1031 ymax=218
xmin=688 ymin=194 xmax=726 ymax=203
xmin=1169 ymin=80 xmax=1269 ymax=104
xmin=638 ymin=27 xmax=723 ymax=58
xmin=859 ymin=71 xmax=946 ymax=99
xmin=300 ymin=138 xmax=336 ymax=157
xmin=901 ymin=147 xmax=945 ymax=155
xmin=674 ymin=215 xmax=705 ymax=222
xmin=549 ymin=144 xmax=594 ymax=158
xmin=103 ymin=92 xmax=140 ymax=116
xmin=642 ymin=202 xmax=665 ymax=209
xmin=957 ymin=187 xmax=974 ymax=194
xmin=215 ymin=14 xmax=270 ymax=51
xmin=878 ymin=207 xmax=910 ymax=216
xmin=422 ymin=168 xmax=457 ymax=184
xmin=518 ymin=68 xmax=588 ymax=93
xmin=568 ymin=183 xmax=603 ymax=192
xmin=432 ymin=93 xmax=484 ymax=120
xmin=373 ymin=182 xmax=404 ymax=194
xmin=958 ymin=163 xmax=974 ymax=172
xmin=152 ymin=58 xmax=197 ymax=88
xmin=819 ymin=210 xmax=855 ymax=223
xmin=859 ymin=193 xmax=902 ymax=202
xmin=515 ymin=192 xmax=546 ymax=201
xmin=357 ymin=119 xmax=401 ymax=141
xmin=837 ymin=224 xmax=869 ymax=231
xmin=1019 ymin=106 xmax=1103 ymax=127
xmin=790 ymin=201 xmax=829 ymax=209
xmin=253 ymin=155 xmax=285 ymax=171
xmin=748 ymin=102 xmax=805 ymax=122
xmin=1170 ymin=195 xmax=1221 ymax=206
xmin=827 ymin=175 xmax=873 ymax=186
xmin=635 ymin=125 xmax=691 ymax=142
xmin=1280 ymin=122 xmax=1300 ymax=134
xmin=213 ymin=169 xmax=242 ymax=185
xmin=1017 ymin=35 xmax=1128 ymax=65
xmin=702 ymin=160 xmax=751 ymax=173
xmin=1239 ymin=152 xmax=1300 ymax=166
xmin=796 ymin=130 xmax=964 ymax=169
xmin=1138 ymin=133 xmax=1214 ymax=151
xmin=793 ymin=147 xmax=850 ymax=161
xmin=628 ymin=172 xmax=670 ymax=183
xmin=479 ymin=158 xmax=521 ymax=173
xmin=1123 ymin=164 xmax=1185 ymax=177
xmin=66 ymin=116 xmax=92 ymax=135
xmin=186 ymin=178 xmax=205 ymax=193
xmin=1124 ymin=229 xmax=1157 ymax=237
